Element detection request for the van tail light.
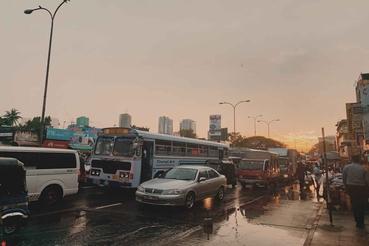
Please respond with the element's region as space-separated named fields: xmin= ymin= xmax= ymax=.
xmin=129 ymin=173 xmax=134 ymax=180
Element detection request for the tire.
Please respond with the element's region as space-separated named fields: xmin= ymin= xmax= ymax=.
xmin=3 ymin=218 xmax=19 ymax=235
xmin=216 ymin=187 xmax=225 ymax=201
xmin=185 ymin=192 xmax=195 ymax=209
xmin=41 ymin=186 xmax=62 ymax=207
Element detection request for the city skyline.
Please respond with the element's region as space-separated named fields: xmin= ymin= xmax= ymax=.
xmin=2 ymin=0 xmax=368 ymax=150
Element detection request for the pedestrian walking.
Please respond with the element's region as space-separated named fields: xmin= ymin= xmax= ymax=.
xmin=343 ymin=154 xmax=369 ymax=229
xmin=296 ymin=162 xmax=306 ymax=195
xmin=313 ymin=163 xmax=322 ymax=198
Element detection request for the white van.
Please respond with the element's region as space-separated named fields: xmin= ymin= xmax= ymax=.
xmin=0 ymin=146 xmax=80 ymax=205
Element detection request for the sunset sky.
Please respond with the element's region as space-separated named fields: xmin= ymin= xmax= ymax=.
xmin=2 ymin=0 xmax=369 ymax=151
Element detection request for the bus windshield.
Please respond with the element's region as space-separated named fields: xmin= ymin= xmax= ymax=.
xmin=279 ymin=159 xmax=289 ymax=169
xmin=113 ymin=137 xmax=135 ymax=157
xmin=239 ymin=160 xmax=264 ymax=170
xmin=95 ymin=137 xmax=114 ymax=155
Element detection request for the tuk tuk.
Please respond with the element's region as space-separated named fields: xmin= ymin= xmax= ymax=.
xmin=206 ymin=160 xmax=237 ymax=188
xmin=0 ymin=157 xmax=30 ymax=235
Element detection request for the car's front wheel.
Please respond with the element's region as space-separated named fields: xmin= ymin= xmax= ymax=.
xmin=216 ymin=186 xmax=225 ymax=201
xmin=185 ymin=192 xmax=195 ymax=209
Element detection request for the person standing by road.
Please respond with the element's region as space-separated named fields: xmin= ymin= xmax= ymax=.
xmin=313 ymin=163 xmax=322 ymax=198
xmin=296 ymin=162 xmax=306 ymax=193
xmin=343 ymin=154 xmax=369 ymax=229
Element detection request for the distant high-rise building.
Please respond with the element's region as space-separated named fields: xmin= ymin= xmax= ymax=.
xmin=119 ymin=113 xmax=132 ymax=128
xmin=180 ymin=119 xmax=196 ymax=133
xmin=76 ymin=116 xmax=89 ymax=128
xmin=158 ymin=116 xmax=173 ymax=135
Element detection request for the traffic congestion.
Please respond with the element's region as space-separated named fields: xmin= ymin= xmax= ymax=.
xmin=0 ymin=127 xmax=303 ymax=240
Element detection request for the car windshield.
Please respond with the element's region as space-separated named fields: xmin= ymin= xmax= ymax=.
xmin=239 ymin=160 xmax=264 ymax=170
xmin=163 ymin=168 xmax=198 ymax=181
xmin=113 ymin=137 xmax=135 ymax=157
xmin=94 ymin=137 xmax=114 ymax=155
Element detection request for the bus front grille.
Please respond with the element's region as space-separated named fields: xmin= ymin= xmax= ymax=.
xmin=91 ymin=160 xmax=131 ymax=174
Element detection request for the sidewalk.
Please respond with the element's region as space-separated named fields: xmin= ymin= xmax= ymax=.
xmin=307 ymin=204 xmax=369 ymax=246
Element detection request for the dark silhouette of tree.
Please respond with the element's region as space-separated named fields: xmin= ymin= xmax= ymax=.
xmin=229 ymin=133 xmax=286 ymax=149
xmin=308 ymin=142 xmax=336 ymax=156
xmin=2 ymin=108 xmax=22 ymax=127
xmin=179 ymin=129 xmax=197 ymax=138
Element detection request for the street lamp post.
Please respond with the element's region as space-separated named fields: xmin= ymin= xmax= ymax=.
xmin=258 ymin=119 xmax=280 ymax=138
xmin=248 ymin=115 xmax=263 ymax=136
xmin=219 ymin=100 xmax=250 ymax=134
xmin=24 ymin=0 xmax=70 ymax=145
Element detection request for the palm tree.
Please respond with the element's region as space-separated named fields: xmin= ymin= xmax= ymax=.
xmin=3 ymin=108 xmax=22 ymax=127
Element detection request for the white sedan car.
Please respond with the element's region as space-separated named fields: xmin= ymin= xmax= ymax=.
xmin=136 ymin=165 xmax=227 ymax=209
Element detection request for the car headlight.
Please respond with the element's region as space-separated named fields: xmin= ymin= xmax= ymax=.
xmin=162 ymin=189 xmax=183 ymax=195
xmin=137 ymin=186 xmax=145 ymax=192
xmin=283 ymin=174 xmax=288 ymax=178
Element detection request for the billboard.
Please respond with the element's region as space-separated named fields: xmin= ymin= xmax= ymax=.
xmin=209 ymin=115 xmax=221 ymax=131
xmin=46 ymin=128 xmax=74 ymax=141
xmin=46 ymin=127 xmax=100 ymax=151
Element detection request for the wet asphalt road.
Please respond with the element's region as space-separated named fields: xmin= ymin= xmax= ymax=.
xmin=1 ymin=183 xmax=302 ymax=246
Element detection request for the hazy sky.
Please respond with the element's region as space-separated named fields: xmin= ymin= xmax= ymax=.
xmin=2 ymin=0 xmax=369 ymax=149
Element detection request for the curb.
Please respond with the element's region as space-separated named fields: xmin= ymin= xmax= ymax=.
xmin=303 ymin=202 xmax=325 ymax=246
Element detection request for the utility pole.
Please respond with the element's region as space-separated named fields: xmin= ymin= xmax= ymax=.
xmin=322 ymin=127 xmax=333 ymax=225
xmin=24 ymin=0 xmax=70 ymax=145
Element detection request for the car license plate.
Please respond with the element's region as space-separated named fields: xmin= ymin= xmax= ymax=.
xmin=112 ymin=175 xmax=118 ymax=180
xmin=144 ymin=195 xmax=158 ymax=200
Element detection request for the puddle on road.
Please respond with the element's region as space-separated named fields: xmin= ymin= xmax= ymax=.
xmin=176 ymin=183 xmax=317 ymax=246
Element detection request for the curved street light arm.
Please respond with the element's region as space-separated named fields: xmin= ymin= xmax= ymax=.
xmin=235 ymin=100 xmax=250 ymax=107
xmin=27 ymin=7 xmax=53 ymax=19
xmin=53 ymin=0 xmax=69 ymax=20
xmin=219 ymin=102 xmax=235 ymax=108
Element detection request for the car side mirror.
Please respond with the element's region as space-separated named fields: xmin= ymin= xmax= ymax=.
xmin=199 ymin=177 xmax=206 ymax=182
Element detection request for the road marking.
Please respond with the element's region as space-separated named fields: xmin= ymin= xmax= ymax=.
xmin=79 ymin=185 xmax=96 ymax=190
xmin=243 ymin=195 xmax=265 ymax=205
xmin=94 ymin=203 xmax=123 ymax=210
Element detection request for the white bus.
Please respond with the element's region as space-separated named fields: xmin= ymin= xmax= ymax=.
xmin=87 ymin=127 xmax=229 ymax=189
xmin=0 ymin=146 xmax=80 ymax=205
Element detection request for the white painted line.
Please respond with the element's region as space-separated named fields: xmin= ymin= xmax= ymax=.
xmin=79 ymin=186 xmax=96 ymax=189
xmin=94 ymin=203 xmax=123 ymax=210
xmin=244 ymin=195 xmax=265 ymax=205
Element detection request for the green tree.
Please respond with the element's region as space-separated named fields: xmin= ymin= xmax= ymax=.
xmin=2 ymin=108 xmax=22 ymax=126
xmin=19 ymin=116 xmax=52 ymax=133
xmin=179 ymin=129 xmax=197 ymax=138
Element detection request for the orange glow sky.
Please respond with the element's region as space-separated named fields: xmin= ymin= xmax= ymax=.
xmin=2 ymin=0 xmax=368 ymax=150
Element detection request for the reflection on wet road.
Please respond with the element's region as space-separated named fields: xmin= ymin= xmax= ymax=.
xmin=1 ymin=183 xmax=315 ymax=246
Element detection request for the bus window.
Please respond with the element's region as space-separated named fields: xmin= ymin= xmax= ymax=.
xmin=95 ymin=137 xmax=114 ymax=155
xmin=186 ymin=144 xmax=199 ymax=156
xmin=113 ymin=137 xmax=135 ymax=157
xmin=199 ymin=145 xmax=208 ymax=157
xmin=264 ymin=160 xmax=270 ymax=172
xmin=173 ymin=142 xmax=186 ymax=156
xmin=209 ymin=147 xmax=218 ymax=157
xmin=155 ymin=140 xmax=172 ymax=156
